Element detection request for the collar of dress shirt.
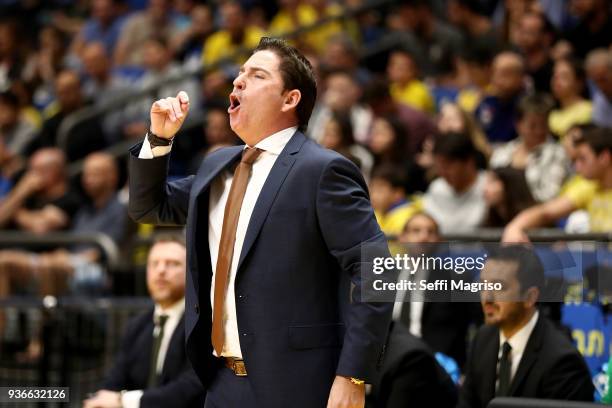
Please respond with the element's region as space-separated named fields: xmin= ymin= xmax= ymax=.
xmin=246 ymin=126 xmax=297 ymax=156
xmin=154 ymin=297 xmax=185 ymax=323
xmin=499 ymin=309 xmax=539 ymax=357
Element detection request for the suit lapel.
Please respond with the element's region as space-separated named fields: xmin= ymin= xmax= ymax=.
xmin=191 ymin=146 xmax=244 ymax=199
xmin=236 ymin=132 xmax=306 ymax=272
xmin=508 ymin=315 xmax=543 ymax=396
xmin=481 ymin=330 xmax=500 ymax=404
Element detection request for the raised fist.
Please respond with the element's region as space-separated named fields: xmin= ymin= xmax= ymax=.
xmin=150 ymin=91 xmax=190 ymax=139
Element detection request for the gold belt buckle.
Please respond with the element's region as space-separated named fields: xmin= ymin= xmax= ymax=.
xmin=230 ymin=359 xmax=247 ymax=376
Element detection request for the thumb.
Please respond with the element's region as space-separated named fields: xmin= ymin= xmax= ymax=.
xmin=177 ymin=91 xmax=190 ymax=114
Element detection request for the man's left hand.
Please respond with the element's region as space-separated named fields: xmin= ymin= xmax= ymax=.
xmin=82 ymin=390 xmax=122 ymax=408
xmin=327 ymin=376 xmax=365 ymax=408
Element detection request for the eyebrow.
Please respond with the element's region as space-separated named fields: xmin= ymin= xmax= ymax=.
xmin=239 ymin=66 xmax=272 ymax=76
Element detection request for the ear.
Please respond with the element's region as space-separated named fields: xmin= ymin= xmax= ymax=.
xmin=281 ymin=89 xmax=301 ymax=113
xmin=524 ymin=287 xmax=539 ymax=308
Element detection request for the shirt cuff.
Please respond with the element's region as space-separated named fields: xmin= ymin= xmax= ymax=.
xmin=121 ymin=390 xmax=143 ymax=408
xmin=138 ymin=136 xmax=172 ymax=158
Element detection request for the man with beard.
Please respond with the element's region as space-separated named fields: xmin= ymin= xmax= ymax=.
xmin=458 ymin=245 xmax=593 ymax=408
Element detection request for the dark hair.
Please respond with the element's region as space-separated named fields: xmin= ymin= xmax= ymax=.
xmin=453 ymin=0 xmax=486 ymax=15
xmin=575 ymin=126 xmax=612 ymax=155
xmin=328 ymin=111 xmax=355 ymax=148
xmin=486 ymin=245 xmax=545 ymax=295
xmin=254 ymin=37 xmax=317 ymax=132
xmin=516 ymin=93 xmax=555 ymax=120
xmin=372 ymin=163 xmax=407 ymax=190
xmin=0 ymin=91 xmax=19 ymax=108
xmin=555 ymin=57 xmax=588 ymax=97
xmin=432 ymin=132 xmax=476 ymax=161
xmin=485 ymin=167 xmax=536 ymax=227
xmin=373 ymin=115 xmax=408 ymax=163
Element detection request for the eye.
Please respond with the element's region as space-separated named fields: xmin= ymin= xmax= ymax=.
xmin=255 ymin=74 xmax=264 ymax=79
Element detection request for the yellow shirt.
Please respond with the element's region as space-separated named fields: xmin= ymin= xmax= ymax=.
xmin=390 ymin=80 xmax=435 ymax=113
xmin=548 ymin=100 xmax=593 ymax=139
xmin=202 ymin=26 xmax=264 ymax=66
xmin=269 ymin=4 xmax=345 ymax=53
xmin=562 ymin=178 xmax=612 ymax=232
xmin=374 ymin=200 xmax=422 ymax=237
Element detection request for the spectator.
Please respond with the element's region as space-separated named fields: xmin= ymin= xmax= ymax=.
xmin=387 ymin=48 xmax=434 ymax=113
xmin=0 ymin=147 xmax=80 ymax=232
xmin=433 ymin=102 xmax=491 ymax=166
xmin=319 ymin=34 xmax=370 ymax=85
xmin=423 ymin=132 xmax=487 ymax=233
xmin=189 ymin=106 xmax=240 ymax=173
xmin=483 ymin=167 xmax=536 ymax=228
xmin=70 ymin=0 xmax=127 ymax=58
xmin=114 ymin=0 xmax=182 ymax=67
xmin=456 ymin=37 xmax=497 ymax=113
xmin=309 ymin=70 xmax=372 ymax=145
xmin=363 ymin=78 xmax=436 ymax=158
xmin=370 ymin=164 xmax=419 ymax=237
xmin=458 ymin=245 xmax=594 ymax=408
xmin=504 ymin=127 xmax=612 ymax=241
xmin=169 ymin=4 xmax=214 ymax=67
xmin=31 ymin=70 xmax=107 ymax=162
xmin=0 ymin=152 xmax=126 ymax=298
xmin=490 ymin=93 xmax=570 ymax=201
xmin=386 ymin=0 xmax=464 ymax=77
xmin=0 ymin=90 xmax=37 ymax=161
xmin=474 ymin=51 xmax=526 ymax=143
xmin=83 ymin=235 xmax=205 ymax=408
xmin=368 ymin=116 xmax=427 ymax=194
xmin=319 ymin=111 xmax=369 ymax=176
xmin=393 ymin=212 xmax=481 ymax=367
xmin=565 ymin=0 xmax=612 ymax=58
xmin=0 ymin=21 xmax=25 ymax=92
xmin=513 ymin=11 xmax=556 ymax=93
xmin=201 ymin=1 xmax=264 ymax=66
xmin=22 ymin=26 xmax=69 ymax=111
xmin=122 ymin=36 xmax=200 ymax=140
xmin=447 ymin=0 xmax=496 ymax=42
xmin=549 ymin=57 xmax=593 ymax=138
xmin=585 ymin=48 xmax=612 ymax=129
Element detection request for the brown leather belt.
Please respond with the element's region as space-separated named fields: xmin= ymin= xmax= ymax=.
xmin=224 ymin=357 xmax=247 ymax=376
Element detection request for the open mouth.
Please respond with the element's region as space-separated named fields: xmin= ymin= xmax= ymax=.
xmin=228 ymin=94 xmax=241 ymax=113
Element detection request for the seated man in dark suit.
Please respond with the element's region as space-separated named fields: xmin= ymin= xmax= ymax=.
xmin=393 ymin=212 xmax=481 ymax=368
xmin=458 ymin=245 xmax=593 ymax=408
xmin=83 ymin=234 xmax=205 ymax=408
xmin=366 ymin=321 xmax=458 ymax=408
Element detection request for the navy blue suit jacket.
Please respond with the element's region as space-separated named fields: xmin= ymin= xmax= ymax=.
xmin=102 ymin=308 xmax=205 ymax=408
xmin=128 ymin=131 xmax=393 ymax=407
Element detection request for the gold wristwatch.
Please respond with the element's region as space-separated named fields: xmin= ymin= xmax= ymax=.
xmin=349 ymin=377 xmax=365 ymax=386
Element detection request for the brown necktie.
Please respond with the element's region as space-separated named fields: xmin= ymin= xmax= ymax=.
xmin=212 ymin=147 xmax=263 ymax=356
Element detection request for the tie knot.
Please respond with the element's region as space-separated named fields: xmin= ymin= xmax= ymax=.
xmin=241 ymin=147 xmax=263 ymax=165
xmin=157 ymin=314 xmax=168 ymax=327
xmin=502 ymin=341 xmax=512 ymax=356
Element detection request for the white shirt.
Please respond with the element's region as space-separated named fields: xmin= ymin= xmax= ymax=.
xmin=139 ymin=126 xmax=296 ymax=359
xmin=392 ymin=267 xmax=426 ymax=337
xmin=121 ymin=298 xmax=186 ymax=408
xmin=497 ymin=310 xmax=539 ymax=387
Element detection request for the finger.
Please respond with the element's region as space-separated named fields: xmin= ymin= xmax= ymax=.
xmin=177 ymin=91 xmax=190 ymax=114
xmin=152 ymin=99 xmax=176 ymax=122
xmin=168 ymin=97 xmax=183 ymax=120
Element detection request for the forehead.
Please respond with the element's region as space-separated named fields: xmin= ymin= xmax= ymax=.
xmin=244 ymin=50 xmax=281 ymax=75
xmin=148 ymin=242 xmax=186 ymax=261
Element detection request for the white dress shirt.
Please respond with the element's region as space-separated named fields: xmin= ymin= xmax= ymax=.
xmin=139 ymin=126 xmax=297 ymax=359
xmin=496 ymin=310 xmax=539 ymax=388
xmin=121 ymin=297 xmax=186 ymax=408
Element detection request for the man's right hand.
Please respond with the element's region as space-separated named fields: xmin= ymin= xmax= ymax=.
xmin=150 ymin=91 xmax=190 ymax=139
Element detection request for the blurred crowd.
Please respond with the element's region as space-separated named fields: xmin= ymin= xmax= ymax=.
xmin=0 ymin=0 xmax=610 ymax=314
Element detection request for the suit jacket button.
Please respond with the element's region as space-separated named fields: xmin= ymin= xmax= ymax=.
xmin=194 ymin=304 xmax=199 ymax=314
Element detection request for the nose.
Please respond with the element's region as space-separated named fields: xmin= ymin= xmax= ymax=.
xmin=233 ymin=72 xmax=245 ymax=90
